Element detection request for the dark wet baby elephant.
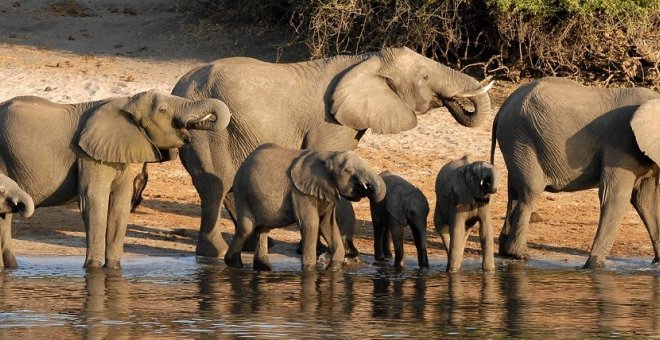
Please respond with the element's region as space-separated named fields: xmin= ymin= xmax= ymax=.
xmin=368 ymin=171 xmax=429 ymax=269
xmin=434 ymin=156 xmax=500 ymax=273
xmin=0 ymin=90 xmax=231 ymax=269
xmin=224 ymin=143 xmax=386 ymax=271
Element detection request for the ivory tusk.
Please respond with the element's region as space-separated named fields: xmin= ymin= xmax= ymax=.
xmin=454 ymin=80 xmax=495 ymax=98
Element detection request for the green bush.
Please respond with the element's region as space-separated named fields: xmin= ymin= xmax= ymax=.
xmin=195 ymin=0 xmax=660 ymax=88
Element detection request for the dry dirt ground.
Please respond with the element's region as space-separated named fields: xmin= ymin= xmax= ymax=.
xmin=0 ymin=0 xmax=655 ymax=267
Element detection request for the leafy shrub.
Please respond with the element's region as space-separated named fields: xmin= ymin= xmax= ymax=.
xmin=195 ymin=0 xmax=660 ymax=88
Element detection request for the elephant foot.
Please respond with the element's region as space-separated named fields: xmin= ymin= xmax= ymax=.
xmin=243 ymin=234 xmax=275 ymax=252
xmin=345 ymin=240 xmax=359 ymax=258
xmin=583 ymin=256 xmax=606 ymax=270
xmin=84 ymin=259 xmax=104 ymax=269
xmin=652 ymin=256 xmax=660 ymax=265
xmin=196 ymin=238 xmax=228 ymax=258
xmin=224 ymin=253 xmax=243 ymax=268
xmin=327 ymin=261 xmax=343 ymax=272
xmin=104 ymin=260 xmax=122 ymax=270
xmin=502 ymin=241 xmax=529 ymax=260
xmin=253 ymin=256 xmax=273 ymax=271
xmin=418 ymin=252 xmax=429 ymax=269
xmin=2 ymin=252 xmax=18 ymax=269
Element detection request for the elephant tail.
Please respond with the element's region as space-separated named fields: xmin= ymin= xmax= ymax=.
xmin=490 ymin=110 xmax=499 ymax=165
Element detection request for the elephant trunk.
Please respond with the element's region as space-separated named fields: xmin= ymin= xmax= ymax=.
xmin=411 ymin=219 xmax=429 ymax=268
xmin=364 ymin=171 xmax=387 ymax=203
xmin=174 ymin=98 xmax=231 ymax=131
xmin=11 ymin=190 xmax=34 ymax=218
xmin=432 ymin=64 xmax=492 ymax=128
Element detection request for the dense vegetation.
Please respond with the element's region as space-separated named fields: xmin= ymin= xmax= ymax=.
xmin=198 ymin=0 xmax=660 ymax=87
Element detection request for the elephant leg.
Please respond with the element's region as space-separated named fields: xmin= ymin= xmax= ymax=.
xmin=0 ymin=215 xmax=15 ymax=269
xmin=252 ymin=228 xmax=273 ymax=271
xmin=434 ymin=204 xmax=451 ymax=256
xmin=499 ymin=181 xmax=518 ymax=256
xmin=224 ymin=214 xmax=256 ymax=268
xmin=584 ymin=168 xmax=636 ymax=269
xmin=336 ymin=199 xmax=358 ymax=258
xmin=389 ymin=219 xmax=406 ymax=269
xmin=409 ymin=221 xmax=429 ymax=268
xmin=447 ymin=212 xmax=467 ymax=273
xmin=195 ymin=173 xmax=231 ymax=257
xmin=319 ymin=210 xmax=345 ymax=271
xmin=79 ymin=160 xmax=112 ymax=269
xmin=479 ymin=208 xmax=495 ymax=272
xmin=105 ymin=171 xmax=132 ymax=269
xmin=294 ymin=199 xmax=321 ymax=271
xmin=631 ymin=177 xmax=660 ymax=264
xmin=372 ymin=214 xmax=389 ymax=262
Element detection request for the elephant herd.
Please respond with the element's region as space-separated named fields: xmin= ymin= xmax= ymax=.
xmin=0 ymin=46 xmax=659 ymax=272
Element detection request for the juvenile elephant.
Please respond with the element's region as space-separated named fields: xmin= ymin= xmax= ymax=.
xmin=491 ymin=77 xmax=660 ymax=269
xmin=368 ymin=171 xmax=429 ymax=269
xmin=134 ymin=47 xmax=493 ymax=258
xmin=0 ymin=90 xmax=230 ymax=269
xmin=434 ymin=156 xmax=499 ymax=273
xmin=224 ymin=143 xmax=386 ymax=271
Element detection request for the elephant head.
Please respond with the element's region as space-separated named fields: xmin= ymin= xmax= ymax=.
xmin=0 ymin=174 xmax=34 ymax=219
xmin=291 ymin=150 xmax=386 ymax=203
xmin=454 ymin=158 xmax=500 ymax=204
xmin=331 ymin=47 xmax=493 ymax=134
xmin=78 ymin=89 xmax=231 ymax=163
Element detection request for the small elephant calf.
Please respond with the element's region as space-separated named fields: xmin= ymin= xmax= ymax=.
xmin=368 ymin=171 xmax=429 ymax=268
xmin=224 ymin=143 xmax=386 ymax=271
xmin=434 ymin=156 xmax=500 ymax=272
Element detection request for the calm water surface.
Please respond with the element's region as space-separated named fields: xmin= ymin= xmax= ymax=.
xmin=0 ymin=255 xmax=659 ymax=338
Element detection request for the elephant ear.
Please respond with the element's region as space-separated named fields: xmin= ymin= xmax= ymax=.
xmin=452 ymin=167 xmax=474 ymax=204
xmin=290 ymin=151 xmax=338 ymax=202
xmin=78 ymin=100 xmax=162 ymax=163
xmin=631 ymin=99 xmax=660 ymax=165
xmin=330 ymin=55 xmax=417 ymax=134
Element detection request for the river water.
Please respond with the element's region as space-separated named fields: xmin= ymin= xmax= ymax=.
xmin=0 ymin=255 xmax=658 ymax=338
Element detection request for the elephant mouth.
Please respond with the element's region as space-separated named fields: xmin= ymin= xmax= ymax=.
xmin=181 ymin=112 xmax=217 ymax=130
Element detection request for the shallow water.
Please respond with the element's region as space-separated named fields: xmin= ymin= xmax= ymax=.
xmin=1 ymin=255 xmax=659 ymax=338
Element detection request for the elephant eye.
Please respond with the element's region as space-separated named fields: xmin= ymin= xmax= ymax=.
xmin=343 ymin=168 xmax=352 ymax=174
xmin=422 ymin=74 xmax=429 ymax=81
xmin=158 ymin=107 xmax=167 ymax=113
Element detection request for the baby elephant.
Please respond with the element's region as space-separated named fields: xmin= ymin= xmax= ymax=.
xmin=225 ymin=143 xmax=386 ymax=271
xmin=369 ymin=171 xmax=429 ymax=269
xmin=434 ymin=156 xmax=500 ymax=272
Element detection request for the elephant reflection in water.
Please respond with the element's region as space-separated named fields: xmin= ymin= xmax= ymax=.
xmin=300 ymin=271 xmax=355 ymax=318
xmin=82 ymin=269 xmax=130 ymax=339
xmin=370 ymin=268 xmax=428 ymax=321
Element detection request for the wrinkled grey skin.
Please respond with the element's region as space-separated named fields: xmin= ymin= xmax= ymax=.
xmin=0 ymin=173 xmax=34 ymax=269
xmin=0 ymin=90 xmax=230 ymax=269
xmin=224 ymin=143 xmax=386 ymax=271
xmin=368 ymin=171 xmax=429 ymax=269
xmin=434 ymin=156 xmax=499 ymax=273
xmin=135 ymin=47 xmax=493 ymax=258
xmin=491 ymin=77 xmax=660 ymax=269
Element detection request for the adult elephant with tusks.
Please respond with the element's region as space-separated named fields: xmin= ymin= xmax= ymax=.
xmin=0 ymin=90 xmax=231 ymax=269
xmin=133 ymin=47 xmax=494 ymax=257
